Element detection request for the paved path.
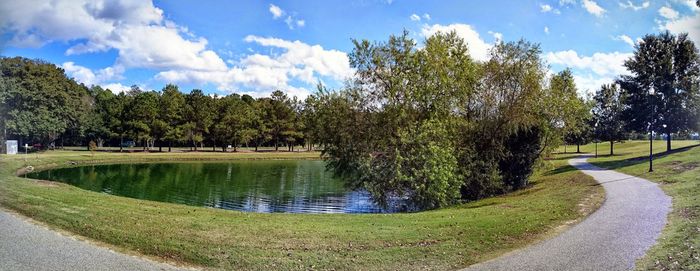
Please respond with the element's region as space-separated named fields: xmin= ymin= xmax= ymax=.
xmin=464 ymin=156 xmax=671 ymax=271
xmin=0 ymin=210 xmax=187 ymax=271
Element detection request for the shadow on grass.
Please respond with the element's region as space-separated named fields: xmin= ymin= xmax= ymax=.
xmin=590 ymin=144 xmax=700 ymax=171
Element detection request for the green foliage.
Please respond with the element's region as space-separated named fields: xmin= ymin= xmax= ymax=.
xmin=0 ymin=57 xmax=92 ymax=145
xmin=618 ymin=31 xmax=700 ymax=151
xmin=317 ymin=32 xmax=560 ymax=209
xmin=592 ymin=84 xmax=627 ymax=154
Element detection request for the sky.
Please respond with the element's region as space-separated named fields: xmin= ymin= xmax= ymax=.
xmin=0 ymin=0 xmax=698 ymax=98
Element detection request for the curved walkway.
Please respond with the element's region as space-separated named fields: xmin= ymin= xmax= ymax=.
xmin=464 ymin=156 xmax=671 ymax=271
xmin=0 ymin=210 xmax=187 ymax=271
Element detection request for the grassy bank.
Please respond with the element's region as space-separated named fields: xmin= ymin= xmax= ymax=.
xmin=560 ymin=140 xmax=700 ymax=270
xmin=0 ymin=149 xmax=603 ymax=270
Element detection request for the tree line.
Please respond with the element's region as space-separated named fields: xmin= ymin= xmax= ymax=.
xmin=567 ymin=32 xmax=700 ymax=155
xmin=1 ymin=30 xmax=697 ymax=210
xmin=0 ymin=57 xmax=319 ymax=153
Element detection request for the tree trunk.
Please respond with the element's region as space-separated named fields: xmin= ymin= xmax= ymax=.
xmin=169 ymin=141 xmax=172 ymax=152
xmin=666 ymin=133 xmax=671 ymax=152
xmin=275 ymin=139 xmax=279 ymax=151
xmin=576 ymin=144 xmax=580 ymax=153
xmin=119 ymin=136 xmax=123 ymax=152
xmin=610 ymin=140 xmax=614 ymax=155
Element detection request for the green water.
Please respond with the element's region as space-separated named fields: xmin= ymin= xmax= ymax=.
xmin=25 ymin=160 xmax=391 ymax=213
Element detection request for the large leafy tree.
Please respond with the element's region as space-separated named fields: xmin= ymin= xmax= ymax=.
xmin=0 ymin=57 xmax=92 ymax=147
xmin=618 ymin=32 xmax=700 ymax=152
xmin=592 ymin=84 xmax=627 ymax=155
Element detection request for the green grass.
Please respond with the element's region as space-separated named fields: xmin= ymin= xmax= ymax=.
xmin=0 ymin=149 xmax=603 ymax=270
xmin=560 ymin=140 xmax=700 ymax=270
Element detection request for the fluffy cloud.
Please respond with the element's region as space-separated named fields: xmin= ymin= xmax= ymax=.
xmin=0 ymin=0 xmax=329 ymax=98
xmin=614 ymin=35 xmax=636 ymax=47
xmin=582 ymin=0 xmax=606 ymax=17
xmin=269 ymin=4 xmax=284 ymax=19
xmin=62 ymin=62 xmax=123 ymax=86
xmin=0 ymin=0 xmax=226 ymax=78
xmin=660 ymin=12 xmax=700 ymax=46
xmin=545 ymin=50 xmax=633 ymax=93
xmin=619 ymin=1 xmax=650 ymax=10
xmin=155 ymin=35 xmax=353 ymax=97
xmin=541 ymin=4 xmax=553 ymax=12
xmin=421 ymin=23 xmax=493 ymax=61
xmin=410 ymin=14 xmax=421 ymax=21
xmin=544 ymin=26 xmax=550 ymax=34
xmin=658 ymin=6 xmax=680 ymax=20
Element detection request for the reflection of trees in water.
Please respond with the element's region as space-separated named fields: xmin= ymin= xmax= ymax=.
xmin=27 ymin=161 xmax=396 ymax=213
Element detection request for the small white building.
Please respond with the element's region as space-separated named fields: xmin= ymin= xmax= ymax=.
xmin=6 ymin=140 xmax=18 ymax=155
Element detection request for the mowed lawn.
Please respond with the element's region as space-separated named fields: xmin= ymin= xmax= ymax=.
xmin=560 ymin=140 xmax=700 ymax=270
xmin=0 ymin=149 xmax=603 ymax=270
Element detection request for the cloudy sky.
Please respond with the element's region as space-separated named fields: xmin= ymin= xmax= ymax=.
xmin=1 ymin=0 xmax=698 ymax=98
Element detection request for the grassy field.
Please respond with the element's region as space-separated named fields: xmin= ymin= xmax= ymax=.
xmin=560 ymin=140 xmax=700 ymax=270
xmin=0 ymin=149 xmax=603 ymax=270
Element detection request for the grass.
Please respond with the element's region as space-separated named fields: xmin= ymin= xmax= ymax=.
xmin=0 ymin=149 xmax=604 ymax=270
xmin=560 ymin=140 xmax=700 ymax=270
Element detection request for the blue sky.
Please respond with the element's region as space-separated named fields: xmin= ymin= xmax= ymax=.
xmin=1 ymin=0 xmax=698 ymax=97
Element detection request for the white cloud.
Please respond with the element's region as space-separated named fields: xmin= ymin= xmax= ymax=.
xmin=559 ymin=0 xmax=576 ymax=6
xmin=0 ymin=0 xmax=227 ymax=74
xmin=269 ymin=4 xmax=284 ymax=19
xmin=658 ymin=6 xmax=679 ymax=20
xmin=283 ymin=16 xmax=306 ymax=29
xmin=102 ymin=83 xmax=131 ymax=94
xmin=421 ymin=23 xmax=493 ymax=61
xmin=545 ymin=50 xmax=632 ymax=77
xmin=541 ymin=4 xmax=553 ymax=12
xmin=544 ymin=26 xmax=550 ymax=34
xmin=488 ymin=31 xmax=503 ymax=42
xmin=614 ymin=34 xmax=636 ymax=47
xmin=619 ymin=1 xmax=650 ymax=10
xmin=410 ymin=14 xmax=421 ymax=21
xmin=423 ymin=13 xmax=431 ymax=20
xmin=540 ymin=4 xmax=561 ymax=14
xmin=660 ymin=12 xmax=700 ymax=46
xmin=155 ymin=35 xmax=353 ymax=97
xmin=0 ymin=0 xmax=333 ymax=98
xmin=62 ymin=62 xmax=123 ymax=86
xmin=582 ymin=0 xmax=606 ymax=17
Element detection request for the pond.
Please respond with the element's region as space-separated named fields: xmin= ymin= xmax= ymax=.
xmin=25 ymin=160 xmax=397 ymax=214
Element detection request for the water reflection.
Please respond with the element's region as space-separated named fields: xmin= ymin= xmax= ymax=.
xmin=25 ymin=160 xmax=398 ymax=213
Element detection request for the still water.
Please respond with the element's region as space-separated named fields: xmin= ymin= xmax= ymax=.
xmin=25 ymin=160 xmax=394 ymax=213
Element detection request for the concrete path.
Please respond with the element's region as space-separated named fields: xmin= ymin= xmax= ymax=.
xmin=0 ymin=210 xmax=187 ymax=271
xmin=464 ymin=156 xmax=671 ymax=271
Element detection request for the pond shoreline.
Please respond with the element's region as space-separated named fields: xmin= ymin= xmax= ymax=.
xmin=0 ymin=150 xmax=604 ymax=270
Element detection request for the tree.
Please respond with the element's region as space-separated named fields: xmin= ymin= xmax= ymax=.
xmin=160 ymin=84 xmax=186 ymax=152
xmin=0 ymin=57 xmax=92 ymax=148
xmin=267 ymin=90 xmax=296 ymax=151
xmin=547 ymin=69 xmax=590 ymax=153
xmin=127 ymin=90 xmax=159 ymax=151
xmin=592 ymin=84 xmax=627 ymax=155
xmin=184 ymin=89 xmax=214 ymax=151
xmin=618 ymin=32 xmax=700 ymax=152
xmin=212 ymin=94 xmax=256 ymax=152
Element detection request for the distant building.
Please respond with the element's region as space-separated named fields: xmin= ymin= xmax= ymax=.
xmin=6 ymin=140 xmax=18 ymax=155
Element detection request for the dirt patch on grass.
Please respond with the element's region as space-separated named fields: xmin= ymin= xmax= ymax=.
xmin=671 ymin=162 xmax=699 ymax=173
xmin=34 ymin=180 xmax=60 ymax=187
